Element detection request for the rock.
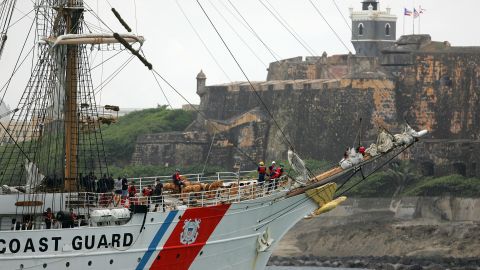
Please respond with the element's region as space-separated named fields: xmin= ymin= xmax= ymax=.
xmin=407 ymin=264 xmax=424 ymax=270
xmin=424 ymin=264 xmax=443 ymax=270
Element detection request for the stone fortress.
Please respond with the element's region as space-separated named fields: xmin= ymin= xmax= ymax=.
xmin=132 ymin=0 xmax=480 ymax=177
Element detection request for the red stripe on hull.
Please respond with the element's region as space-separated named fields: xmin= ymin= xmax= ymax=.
xmin=149 ymin=204 xmax=231 ymax=270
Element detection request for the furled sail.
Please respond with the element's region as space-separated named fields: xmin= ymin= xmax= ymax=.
xmin=24 ymin=159 xmax=44 ymax=193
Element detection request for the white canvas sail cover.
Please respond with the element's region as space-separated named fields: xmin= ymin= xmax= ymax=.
xmin=365 ymin=125 xmax=428 ymax=157
xmin=339 ymin=148 xmax=364 ymax=169
xmin=25 ymin=159 xmax=45 ymax=193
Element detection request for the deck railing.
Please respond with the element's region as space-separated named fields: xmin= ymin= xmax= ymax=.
xmin=67 ymin=177 xmax=288 ymax=212
xmin=128 ymin=170 xmax=256 ymax=191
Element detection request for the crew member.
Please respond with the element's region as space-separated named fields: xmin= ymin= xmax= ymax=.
xmin=121 ymin=176 xmax=129 ymax=198
xmin=257 ymin=161 xmax=267 ymax=185
xmin=142 ymin=185 xmax=153 ymax=205
xmin=69 ymin=208 xmax=77 ymax=228
xmin=270 ymin=164 xmax=284 ymax=190
xmin=358 ymin=146 xmax=366 ymax=156
xmin=43 ymin=207 xmax=54 ymax=229
xmin=172 ymin=169 xmax=185 ymax=191
xmin=268 ymin=161 xmax=276 ymax=178
xmin=153 ymin=179 xmax=165 ymax=212
xmin=275 ymin=164 xmax=284 ymax=179
xmin=128 ymin=181 xmax=137 ymax=198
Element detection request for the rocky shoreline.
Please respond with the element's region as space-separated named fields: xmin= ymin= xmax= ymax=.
xmin=270 ymin=197 xmax=480 ymax=270
xmin=268 ymin=255 xmax=480 ymax=270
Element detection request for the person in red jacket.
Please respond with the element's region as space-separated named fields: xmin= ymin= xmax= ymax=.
xmin=128 ymin=181 xmax=137 ymax=198
xmin=172 ymin=169 xmax=185 ymax=191
xmin=257 ymin=161 xmax=267 ymax=185
xmin=271 ymin=164 xmax=284 ymax=190
xmin=268 ymin=161 xmax=276 ymax=178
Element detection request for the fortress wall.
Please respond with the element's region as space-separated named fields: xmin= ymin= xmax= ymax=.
xmin=200 ymin=78 xmax=397 ymax=163
xmin=266 ymin=54 xmax=378 ymax=81
xmin=133 ymin=36 xmax=480 ymax=175
xmin=395 ymin=52 xmax=480 ymax=140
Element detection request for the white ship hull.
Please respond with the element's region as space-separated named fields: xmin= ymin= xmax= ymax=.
xmin=0 ymin=191 xmax=317 ymax=270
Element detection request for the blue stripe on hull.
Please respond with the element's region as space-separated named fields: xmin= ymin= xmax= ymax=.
xmin=136 ymin=210 xmax=179 ymax=270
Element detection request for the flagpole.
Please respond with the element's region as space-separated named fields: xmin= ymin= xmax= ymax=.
xmin=403 ymin=11 xmax=405 ymax=35
xmin=418 ymin=12 xmax=421 ymax=33
xmin=412 ymin=9 xmax=415 ymax=35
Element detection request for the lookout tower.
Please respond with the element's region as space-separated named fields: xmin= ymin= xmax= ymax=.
xmin=196 ymin=69 xmax=207 ymax=97
xmin=350 ymin=0 xmax=397 ymax=57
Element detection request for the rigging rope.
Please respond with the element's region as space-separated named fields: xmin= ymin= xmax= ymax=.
xmin=201 ymin=130 xmax=216 ymax=175
xmin=332 ymin=0 xmax=352 ymax=31
xmin=308 ymin=0 xmax=352 ymax=53
xmin=195 ymin=0 xmax=295 ymax=150
xmin=174 ymin=0 xmax=232 ymax=82
xmin=257 ymin=0 xmax=316 ymax=56
xmin=206 ymin=0 xmax=267 ymax=68
xmin=224 ymin=0 xmax=281 ymax=62
xmin=150 ymin=68 xmax=258 ymax=166
xmin=0 ymin=14 xmax=35 ymax=103
xmin=150 ymin=70 xmax=173 ymax=109
xmin=93 ymin=55 xmax=135 ymax=95
xmin=263 ymin=0 xmax=318 ymax=56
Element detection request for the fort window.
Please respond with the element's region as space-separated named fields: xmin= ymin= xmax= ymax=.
xmin=358 ymin=23 xmax=364 ymax=35
xmin=421 ymin=161 xmax=434 ymax=176
xmin=385 ymin=23 xmax=391 ymax=36
xmin=453 ymin=162 xmax=466 ymax=177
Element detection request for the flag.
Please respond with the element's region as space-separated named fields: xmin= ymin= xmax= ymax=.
xmin=404 ymin=8 xmax=412 ymax=16
xmin=419 ymin=6 xmax=426 ymax=14
xmin=413 ymin=8 xmax=420 ymax=18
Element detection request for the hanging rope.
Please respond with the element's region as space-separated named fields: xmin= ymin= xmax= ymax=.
xmin=196 ymin=0 xmax=295 ymax=150
xmin=174 ymin=0 xmax=232 ymax=82
xmin=224 ymin=0 xmax=281 ymax=61
xmin=308 ymin=0 xmax=352 ymax=53
xmin=201 ymin=130 xmax=216 ymax=175
xmin=257 ymin=0 xmax=316 ymax=56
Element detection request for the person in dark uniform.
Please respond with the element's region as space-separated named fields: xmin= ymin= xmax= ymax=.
xmin=43 ymin=208 xmax=53 ymax=229
xmin=121 ymin=176 xmax=128 ymax=198
xmin=153 ymin=179 xmax=165 ymax=212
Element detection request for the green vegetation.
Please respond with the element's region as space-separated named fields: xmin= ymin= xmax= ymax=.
xmin=339 ymin=161 xmax=480 ymax=198
xmin=403 ymin=175 xmax=480 ymax=197
xmin=101 ymin=106 xmax=195 ymax=166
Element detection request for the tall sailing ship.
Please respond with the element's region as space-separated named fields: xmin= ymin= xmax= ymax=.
xmin=0 ymin=1 xmax=427 ymax=269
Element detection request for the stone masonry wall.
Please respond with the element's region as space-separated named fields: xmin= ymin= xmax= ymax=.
xmin=132 ymin=35 xmax=480 ymax=176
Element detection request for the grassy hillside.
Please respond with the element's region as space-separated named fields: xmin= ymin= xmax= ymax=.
xmin=101 ymin=106 xmax=195 ymax=166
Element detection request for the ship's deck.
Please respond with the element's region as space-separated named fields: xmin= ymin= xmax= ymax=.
xmin=67 ymin=175 xmax=290 ymax=212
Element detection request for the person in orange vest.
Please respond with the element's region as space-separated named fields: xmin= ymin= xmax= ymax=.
xmin=257 ymin=161 xmax=267 ymax=185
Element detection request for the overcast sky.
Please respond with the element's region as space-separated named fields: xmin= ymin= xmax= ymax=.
xmin=0 ymin=0 xmax=478 ymax=109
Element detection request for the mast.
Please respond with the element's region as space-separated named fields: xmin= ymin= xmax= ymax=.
xmin=0 ymin=0 xmax=145 ymax=193
xmin=63 ymin=0 xmax=82 ymax=191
